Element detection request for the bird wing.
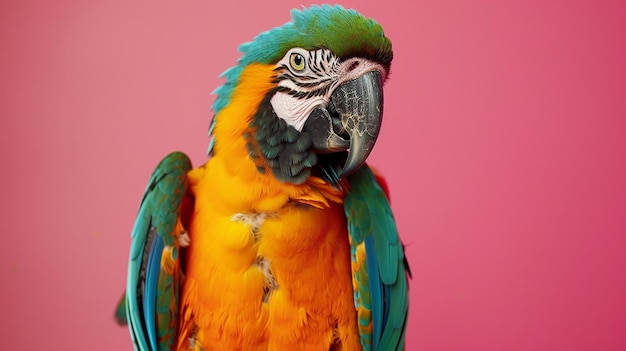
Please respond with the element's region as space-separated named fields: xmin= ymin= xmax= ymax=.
xmin=345 ymin=164 xmax=410 ymax=351
xmin=126 ymin=152 xmax=193 ymax=351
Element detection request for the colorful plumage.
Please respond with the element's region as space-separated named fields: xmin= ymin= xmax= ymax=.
xmin=119 ymin=5 xmax=410 ymax=350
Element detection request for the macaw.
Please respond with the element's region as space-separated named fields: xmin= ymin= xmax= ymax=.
xmin=120 ymin=5 xmax=410 ymax=351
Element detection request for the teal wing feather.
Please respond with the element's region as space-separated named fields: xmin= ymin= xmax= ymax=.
xmin=345 ymin=165 xmax=410 ymax=351
xmin=126 ymin=152 xmax=193 ymax=351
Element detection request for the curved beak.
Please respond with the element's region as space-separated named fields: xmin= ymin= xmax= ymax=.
xmin=302 ymin=70 xmax=384 ymax=177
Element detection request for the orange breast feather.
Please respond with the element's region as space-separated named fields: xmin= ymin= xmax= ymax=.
xmin=175 ymin=64 xmax=361 ymax=351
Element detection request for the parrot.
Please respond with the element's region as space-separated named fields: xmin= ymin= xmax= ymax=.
xmin=118 ymin=4 xmax=410 ymax=351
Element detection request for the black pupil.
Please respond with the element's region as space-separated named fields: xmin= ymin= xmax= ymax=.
xmin=294 ymin=55 xmax=302 ymax=66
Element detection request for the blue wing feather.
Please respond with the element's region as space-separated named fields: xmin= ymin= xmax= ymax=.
xmin=127 ymin=201 xmax=152 ymax=351
xmin=144 ymin=231 xmax=164 ymax=351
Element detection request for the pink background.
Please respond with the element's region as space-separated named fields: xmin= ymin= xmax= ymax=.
xmin=2 ymin=1 xmax=625 ymax=350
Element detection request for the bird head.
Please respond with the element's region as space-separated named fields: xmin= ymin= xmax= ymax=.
xmin=211 ymin=5 xmax=392 ymax=184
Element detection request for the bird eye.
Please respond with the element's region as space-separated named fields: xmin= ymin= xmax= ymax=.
xmin=289 ymin=53 xmax=306 ymax=71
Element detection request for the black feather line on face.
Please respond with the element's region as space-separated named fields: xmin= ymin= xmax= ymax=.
xmin=308 ymin=52 xmax=325 ymax=76
xmin=294 ymin=85 xmax=331 ymax=99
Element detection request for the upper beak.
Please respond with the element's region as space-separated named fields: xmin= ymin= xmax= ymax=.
xmin=302 ymin=70 xmax=384 ymax=177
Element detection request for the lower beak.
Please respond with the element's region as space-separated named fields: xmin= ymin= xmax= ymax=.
xmin=302 ymin=70 xmax=384 ymax=177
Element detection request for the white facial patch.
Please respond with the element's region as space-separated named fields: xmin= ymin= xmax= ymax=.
xmin=270 ymin=93 xmax=327 ymax=131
